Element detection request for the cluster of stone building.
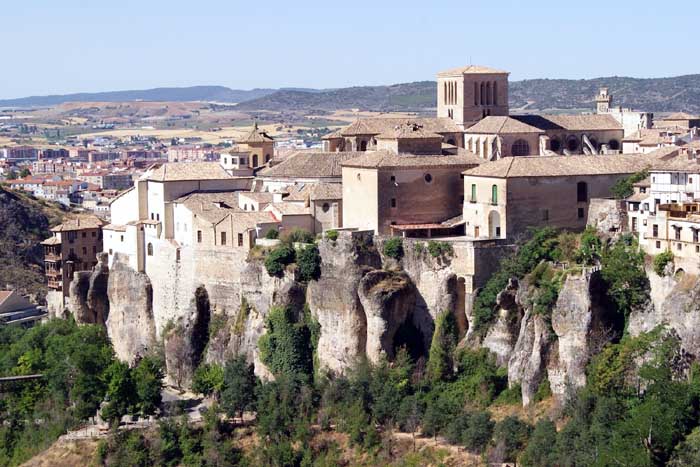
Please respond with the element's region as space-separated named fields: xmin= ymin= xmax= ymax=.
xmin=40 ymin=64 xmax=700 ymax=314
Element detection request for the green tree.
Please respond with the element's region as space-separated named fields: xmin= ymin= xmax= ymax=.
xmin=492 ymin=416 xmax=532 ymax=463
xmin=258 ymin=306 xmax=314 ymax=379
xmin=296 ymin=244 xmax=321 ymax=282
xmin=264 ymin=228 xmax=279 ymax=240
xmin=101 ymin=361 xmax=137 ymax=424
xmin=611 ymin=170 xmax=649 ymax=199
xmin=132 ymin=356 xmax=164 ymax=416
xmin=221 ymin=356 xmax=256 ymax=420
xmin=669 ymin=427 xmax=700 ymax=466
xmin=191 ymin=363 xmax=224 ymax=398
xmin=18 ymin=168 xmax=31 ymax=178
xmin=264 ymin=244 xmax=296 ymax=277
xmin=600 ymin=235 xmax=650 ymax=318
xmin=426 ymin=310 xmax=458 ymax=384
xmin=521 ymin=420 xmax=557 ymax=467
xmin=653 ymin=250 xmax=674 ymax=276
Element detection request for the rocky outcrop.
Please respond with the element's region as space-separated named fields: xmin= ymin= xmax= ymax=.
xmin=308 ymin=232 xmax=381 ymax=373
xmin=67 ymin=253 xmax=110 ymax=325
xmin=629 ymin=269 xmax=700 ymax=357
xmin=358 ymin=270 xmax=419 ymax=363
xmin=587 ymin=198 xmax=627 ymax=239
xmin=547 ymin=271 xmax=616 ymax=403
xmin=106 ymin=254 xmax=156 ymax=365
xmin=483 ymin=278 xmax=523 ymax=366
xmin=508 ymin=308 xmax=554 ymax=406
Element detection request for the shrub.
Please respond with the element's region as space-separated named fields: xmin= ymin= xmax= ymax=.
xmin=426 ymin=310 xmax=459 ymax=384
xmin=325 ymin=229 xmax=338 ymax=241
xmin=221 ymin=355 xmax=256 ymax=419
xmin=653 ymin=250 xmax=674 ymax=276
xmin=494 ymin=383 xmax=522 ymax=406
xmin=258 ymin=306 xmax=314 ymax=379
xmin=383 ymin=237 xmax=404 ymax=260
xmin=191 ymin=363 xmax=224 ymax=397
xmin=576 ymin=226 xmax=602 ymax=265
xmin=520 ymin=420 xmax=557 ymax=467
xmin=427 ymin=240 xmax=453 ymax=258
xmin=455 ymin=349 xmax=508 ymax=407
xmin=264 ymin=229 xmax=279 ymax=240
xmin=413 ymin=242 xmax=424 ymax=254
xmin=493 ymin=416 xmax=533 ymax=462
xmin=533 ymin=377 xmax=552 ymax=403
xmin=264 ymin=244 xmax=296 ymax=277
xmin=282 ymin=228 xmax=314 ymax=244
xmin=296 ymin=244 xmax=321 ymax=282
xmin=600 ymin=235 xmax=650 ymax=317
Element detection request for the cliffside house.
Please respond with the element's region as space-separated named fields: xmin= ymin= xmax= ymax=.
xmin=103 ymin=162 xmax=252 ymax=272
xmin=42 ymin=215 xmax=106 ymax=297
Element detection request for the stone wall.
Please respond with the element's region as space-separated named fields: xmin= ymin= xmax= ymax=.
xmin=587 ymin=198 xmax=627 ymax=238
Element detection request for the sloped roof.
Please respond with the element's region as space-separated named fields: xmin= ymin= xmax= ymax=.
xmin=509 ymin=114 xmax=622 ymax=132
xmin=144 ymin=162 xmax=232 ymax=182
xmin=651 ymin=156 xmax=700 ymax=173
xmin=240 ymin=123 xmax=274 ymax=143
xmin=437 ymin=65 xmax=509 ymax=77
xmin=377 ymin=122 xmax=443 ymax=140
xmin=50 ymin=215 xmax=105 ymax=232
xmin=215 ymin=211 xmax=279 ymax=230
xmin=464 ymin=154 xmax=656 ymax=178
xmin=0 ymin=291 xmax=12 ymax=307
xmin=257 ymin=151 xmax=364 ymax=179
xmin=338 ymin=117 xmax=462 ymax=136
xmin=284 ymin=183 xmax=342 ymax=201
xmin=342 ymin=150 xmax=483 ymax=169
xmin=466 ymin=116 xmax=545 ymax=134
xmin=660 ymin=112 xmax=699 ymax=121
xmin=266 ymin=202 xmax=311 ymax=216
xmin=174 ymin=191 xmax=245 ymax=223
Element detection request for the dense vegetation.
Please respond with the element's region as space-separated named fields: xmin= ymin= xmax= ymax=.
xmin=0 ymin=319 xmax=163 ymax=466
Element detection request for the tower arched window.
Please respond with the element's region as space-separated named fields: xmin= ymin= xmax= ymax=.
xmin=252 ymin=154 xmax=259 ymax=167
xmin=493 ymin=82 xmax=498 ymax=106
xmin=480 ymin=82 xmax=485 ymax=105
xmin=491 ymin=184 xmax=498 ymax=204
xmin=474 ymin=82 xmax=478 ymax=105
xmin=486 ymin=82 xmax=491 ymax=105
xmin=147 ymin=243 xmax=153 ymax=256
xmin=511 ymin=139 xmax=530 ymax=156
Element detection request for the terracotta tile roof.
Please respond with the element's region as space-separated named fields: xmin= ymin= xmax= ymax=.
xmin=342 ymin=150 xmax=483 ymax=169
xmin=257 ymin=151 xmax=364 ymax=179
xmin=103 ymin=224 xmax=127 ymax=232
xmin=50 ymin=215 xmax=105 ymax=232
xmin=339 ymin=117 xmax=462 ymax=136
xmin=144 ymin=162 xmax=232 ymax=182
xmin=41 ymin=236 xmax=61 ymax=245
xmin=466 ymin=116 xmax=545 ymax=134
xmin=216 ymin=211 xmax=279 ymax=230
xmin=651 ymin=156 xmax=700 ymax=173
xmin=321 ymin=129 xmax=344 ymax=140
xmin=240 ymin=123 xmax=274 ymax=143
xmin=626 ymin=192 xmax=649 ymax=202
xmin=174 ymin=191 xmax=245 ymax=223
xmin=509 ymin=114 xmax=622 ymax=132
xmin=239 ymin=192 xmax=276 ymax=202
xmin=464 ymin=154 xmax=657 ymax=178
xmin=660 ymin=112 xmax=699 ymax=121
xmin=284 ymin=183 xmax=342 ymax=201
xmin=377 ymin=122 xmax=443 ymax=140
xmin=633 ymin=177 xmax=651 ymax=187
xmin=437 ymin=65 xmax=509 ymax=76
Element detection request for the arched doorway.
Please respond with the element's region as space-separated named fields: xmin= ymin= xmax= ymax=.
xmin=488 ymin=210 xmax=501 ymax=238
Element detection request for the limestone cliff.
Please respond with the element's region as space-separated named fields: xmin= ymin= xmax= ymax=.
xmin=106 ymin=254 xmax=157 ymax=365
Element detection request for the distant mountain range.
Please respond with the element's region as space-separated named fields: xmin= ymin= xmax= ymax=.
xmin=3 ymin=74 xmax=700 ymax=113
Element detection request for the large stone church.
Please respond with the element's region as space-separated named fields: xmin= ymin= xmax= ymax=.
xmin=325 ymin=64 xmax=639 ymax=160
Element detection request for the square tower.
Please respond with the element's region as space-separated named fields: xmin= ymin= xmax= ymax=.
xmin=437 ymin=65 xmax=510 ymax=129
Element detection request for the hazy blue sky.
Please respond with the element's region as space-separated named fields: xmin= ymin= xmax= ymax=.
xmin=2 ymin=0 xmax=697 ymax=98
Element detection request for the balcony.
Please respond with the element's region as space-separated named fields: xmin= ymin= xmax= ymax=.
xmin=44 ymin=253 xmax=61 ymax=262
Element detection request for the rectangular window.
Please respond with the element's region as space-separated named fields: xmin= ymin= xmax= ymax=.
xmin=471 ymin=184 xmax=477 ymax=202
xmin=653 ymin=224 xmax=659 ymax=237
xmin=221 ymin=232 xmax=226 ymax=245
xmin=390 ymin=175 xmax=396 ymax=183
xmin=542 ymin=209 xmax=549 ymax=221
xmin=120 ymin=235 xmax=124 ymax=242
xmin=675 ymin=228 xmax=681 ymax=240
xmin=82 ymin=232 xmax=86 ymax=238
xmin=632 ymin=217 xmax=638 ymax=232
xmin=197 ymin=231 xmax=202 ymax=243
xmin=694 ymin=230 xmax=699 ymax=243
xmin=92 ymin=231 xmax=96 ymax=237
xmin=92 ymin=246 xmax=96 ymax=254
xmin=677 ymin=243 xmax=682 ymax=251
xmin=578 ymin=207 xmax=584 ymax=219
xmin=82 ymin=247 xmax=87 ymax=255
xmin=656 ymin=241 xmax=661 ymax=249
xmin=156 ymin=213 xmax=160 ymax=221
xmin=391 ymin=198 xmax=397 ymax=208
xmin=238 ymin=233 xmax=244 ymax=247
xmin=643 ymin=203 xmax=649 ymax=211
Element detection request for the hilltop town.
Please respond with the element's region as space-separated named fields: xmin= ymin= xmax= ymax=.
xmin=5 ymin=64 xmax=700 ymax=465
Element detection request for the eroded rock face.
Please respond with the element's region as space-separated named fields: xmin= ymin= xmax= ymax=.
xmin=308 ymin=233 xmax=380 ymax=374
xmin=106 ymin=254 xmax=156 ymax=365
xmin=547 ymin=272 xmax=615 ymax=403
xmin=67 ymin=253 xmax=110 ymax=325
xmin=483 ymin=278 xmax=523 ymax=366
xmin=629 ymin=270 xmax=700 ymax=356
xmin=358 ymin=270 xmax=419 ymax=363
xmin=508 ymin=308 xmax=554 ymax=406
